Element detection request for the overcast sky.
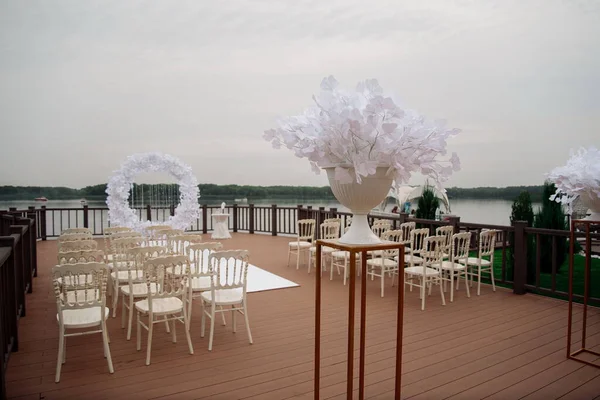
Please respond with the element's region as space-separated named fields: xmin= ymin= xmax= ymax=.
xmin=0 ymin=0 xmax=598 ymax=189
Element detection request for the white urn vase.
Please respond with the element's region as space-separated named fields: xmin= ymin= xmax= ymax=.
xmin=579 ymin=192 xmax=600 ymax=221
xmin=324 ymin=166 xmax=394 ymax=244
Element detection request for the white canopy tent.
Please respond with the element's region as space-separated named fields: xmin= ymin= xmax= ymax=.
xmin=378 ymin=185 xmax=451 ymax=213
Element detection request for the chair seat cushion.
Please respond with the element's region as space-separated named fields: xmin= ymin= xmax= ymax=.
xmin=121 ymin=283 xmax=159 ymax=296
xmin=403 ymin=254 xmax=424 ymax=264
xmin=309 ymin=246 xmax=335 ymax=254
xmin=366 ymin=258 xmax=398 ymax=268
xmin=405 ymin=266 xmax=440 ymax=277
xmin=465 ymin=257 xmax=491 ymax=267
xmin=289 ymin=241 xmax=312 ymax=249
xmin=135 ymin=297 xmax=183 ymax=314
xmin=107 ymin=261 xmax=130 ymax=270
xmin=111 ymin=270 xmax=144 ymax=281
xmin=201 ymin=288 xmax=244 ymax=305
xmin=57 ymin=307 xmax=109 ymax=328
xmin=189 ymin=276 xmax=212 ymax=292
xmin=441 ymin=261 xmax=467 ymax=271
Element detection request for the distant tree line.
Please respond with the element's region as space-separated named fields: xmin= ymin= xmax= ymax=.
xmin=0 ymin=183 xmax=546 ymax=201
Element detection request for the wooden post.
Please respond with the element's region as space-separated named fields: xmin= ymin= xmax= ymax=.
xmin=232 ymin=204 xmax=238 ymax=233
xmin=14 ymin=218 xmax=33 ymax=294
xmin=8 ymin=207 xmax=16 ymax=212
xmin=330 ymin=207 xmax=338 ymax=218
xmin=271 ymin=204 xmax=277 ymax=236
xmin=0 ymin=236 xmax=18 ymax=352
xmin=146 ymin=204 xmax=152 ymax=222
xmin=249 ymin=204 xmax=255 ymax=234
xmin=399 ymin=212 xmax=408 ymax=224
xmin=448 ymin=215 xmax=461 ymax=233
xmin=9 ymin=226 xmax=26 ymax=319
xmin=170 ymin=204 xmax=175 ymax=217
xmin=83 ymin=205 xmax=89 ymax=228
xmin=513 ymin=221 xmax=528 ymax=295
xmin=40 ymin=206 xmax=47 ymax=241
xmin=202 ymin=205 xmax=208 ymax=234
xmin=26 ymin=212 xmax=37 ymax=277
xmin=297 ymin=205 xmax=304 ymax=221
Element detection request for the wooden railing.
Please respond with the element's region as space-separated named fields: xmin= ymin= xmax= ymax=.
xmin=1 ymin=203 xmax=598 ymax=306
xmin=0 ymin=212 xmax=37 ymax=400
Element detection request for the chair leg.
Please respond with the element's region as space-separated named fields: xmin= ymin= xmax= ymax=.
xmin=55 ymin=328 xmax=65 ymax=383
xmin=126 ymin=297 xmax=134 ymax=340
xmin=171 ymin=318 xmax=177 ymax=343
xmin=308 ymin=252 xmax=312 ymax=274
xmin=296 ymin=249 xmax=300 ymax=270
xmin=186 ymin=296 xmax=193 ymax=331
xmin=62 ymin=337 xmax=67 ymax=364
xmin=464 ymin=272 xmax=471 ymax=298
xmin=102 ymin=320 xmax=114 ymax=374
xmin=490 ymin=266 xmax=496 ymax=292
xmin=243 ymin=302 xmax=253 ymax=344
xmin=439 ymin=278 xmax=446 ymax=305
xmin=380 ymin=268 xmax=385 ymax=298
xmin=201 ymin=302 xmax=206 ymax=338
xmin=450 ymin=274 xmax=455 ymax=302
xmin=146 ymin=316 xmax=154 ymax=365
xmin=136 ymin=312 xmax=142 ymax=351
xmin=421 ymin=282 xmax=426 ymax=311
xmin=232 ymin=305 xmax=237 ymax=333
xmin=112 ymin=281 xmax=119 ymax=317
xmin=121 ymin=295 xmax=126 ymax=329
xmin=165 ymin=315 xmax=171 ymax=333
xmin=208 ymin=306 xmax=216 ymax=351
xmin=220 ymin=306 xmax=227 ymax=326
xmin=183 ymin=308 xmax=194 ymax=355
xmin=286 ymin=247 xmax=291 ymax=267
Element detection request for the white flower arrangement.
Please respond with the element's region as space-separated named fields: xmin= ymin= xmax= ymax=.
xmin=263 ymin=76 xmax=461 ymax=185
xmin=105 ymin=152 xmax=200 ymax=232
xmin=547 ymin=146 xmax=600 ymax=205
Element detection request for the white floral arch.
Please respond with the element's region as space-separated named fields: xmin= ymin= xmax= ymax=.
xmin=106 ymin=152 xmax=200 ymax=232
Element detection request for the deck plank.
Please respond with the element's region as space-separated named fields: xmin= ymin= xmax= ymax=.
xmin=5 ymin=234 xmax=600 ymax=399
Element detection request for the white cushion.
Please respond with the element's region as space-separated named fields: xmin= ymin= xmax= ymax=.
xmin=366 ymin=258 xmax=398 ymax=268
xmin=441 ymin=261 xmax=467 ymax=271
xmin=107 ymin=261 xmax=130 ymax=270
xmin=403 ymin=254 xmax=424 ymax=264
xmin=135 ymin=297 xmax=183 ymax=314
xmin=111 ymin=270 xmax=144 ymax=281
xmin=309 ymin=246 xmax=335 ymax=254
xmin=201 ymin=288 xmax=244 ymax=306
xmin=121 ymin=283 xmax=159 ymax=296
xmin=465 ymin=257 xmax=491 ymax=267
xmin=189 ymin=276 xmax=212 ymax=292
xmin=289 ymin=241 xmax=312 ymax=249
xmin=57 ymin=307 xmax=109 ymax=328
xmin=405 ymin=266 xmax=440 ymax=277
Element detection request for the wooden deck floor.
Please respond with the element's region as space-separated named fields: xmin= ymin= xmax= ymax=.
xmin=6 ymin=233 xmax=600 ymax=400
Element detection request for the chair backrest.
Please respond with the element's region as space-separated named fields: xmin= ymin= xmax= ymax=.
xmin=189 ymin=242 xmax=223 ymax=276
xmin=450 ymin=232 xmax=471 ymax=263
xmin=103 ymin=227 xmax=134 ymax=253
xmin=146 ymin=225 xmax=172 ymax=238
xmin=126 ymin=246 xmax=169 ymax=280
xmin=61 ymin=228 xmax=92 ymax=236
xmin=436 ymin=225 xmax=454 ymax=254
xmin=319 ymin=221 xmax=340 ymax=240
xmin=58 ymin=250 xmax=105 ymax=264
xmin=323 ymin=218 xmax=341 ymax=225
xmin=150 ymin=229 xmax=185 ymax=248
xmin=381 ymin=230 xmax=404 ymax=258
xmin=422 ymin=235 xmax=446 ymax=269
xmin=372 ymin=220 xmax=391 ymax=238
xmin=58 ymin=232 xmax=92 ymax=242
xmin=297 ymin=219 xmax=316 ymax=242
xmin=171 ymin=234 xmax=205 ymax=255
xmin=58 ymin=239 xmax=98 ymax=253
xmin=52 ymin=262 xmax=109 ymax=312
xmin=208 ymin=250 xmax=250 ymax=293
xmin=479 ymin=230 xmax=497 ymax=257
xmin=410 ymin=228 xmax=430 ymax=255
xmin=143 ymin=255 xmax=190 ymax=306
xmin=399 ymin=222 xmax=416 ymax=244
xmin=112 ymin=237 xmax=145 ymax=263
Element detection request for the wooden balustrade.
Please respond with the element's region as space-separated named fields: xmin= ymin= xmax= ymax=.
xmin=0 ymin=214 xmax=36 ymax=400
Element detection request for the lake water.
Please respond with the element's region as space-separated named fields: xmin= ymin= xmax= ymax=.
xmin=0 ymin=198 xmax=543 ymax=227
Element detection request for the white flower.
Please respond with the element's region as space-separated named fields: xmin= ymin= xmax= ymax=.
xmin=547 ymin=146 xmax=600 ymax=203
xmin=264 ymin=76 xmax=460 ymax=186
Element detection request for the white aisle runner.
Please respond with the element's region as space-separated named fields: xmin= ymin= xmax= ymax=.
xmin=246 ymin=264 xmax=299 ymax=293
